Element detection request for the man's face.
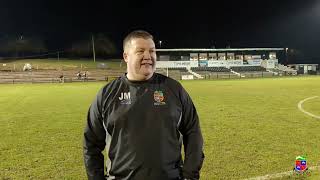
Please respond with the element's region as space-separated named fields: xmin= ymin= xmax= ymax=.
xmin=123 ymin=38 xmax=156 ymax=81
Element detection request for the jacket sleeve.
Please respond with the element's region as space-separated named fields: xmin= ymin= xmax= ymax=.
xmin=83 ymin=88 xmax=106 ymax=180
xmin=178 ymin=87 xmax=204 ymax=180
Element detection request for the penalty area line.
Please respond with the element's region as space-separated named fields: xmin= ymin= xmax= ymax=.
xmin=297 ymin=96 xmax=320 ymax=120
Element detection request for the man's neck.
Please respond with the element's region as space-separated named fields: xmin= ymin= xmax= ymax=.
xmin=126 ymin=73 xmax=153 ymax=81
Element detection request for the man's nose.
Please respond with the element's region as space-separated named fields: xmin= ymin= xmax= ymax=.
xmin=143 ymin=51 xmax=151 ymax=59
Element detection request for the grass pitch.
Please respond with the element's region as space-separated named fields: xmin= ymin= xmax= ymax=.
xmin=1 ymin=76 xmax=320 ymax=179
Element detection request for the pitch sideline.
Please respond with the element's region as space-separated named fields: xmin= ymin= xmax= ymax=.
xmin=245 ymin=166 xmax=320 ymax=180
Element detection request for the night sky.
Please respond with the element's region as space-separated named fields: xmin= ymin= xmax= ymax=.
xmin=1 ymin=0 xmax=319 ymax=62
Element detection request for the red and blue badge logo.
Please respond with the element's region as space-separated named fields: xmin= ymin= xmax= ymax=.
xmin=294 ymin=156 xmax=307 ymax=172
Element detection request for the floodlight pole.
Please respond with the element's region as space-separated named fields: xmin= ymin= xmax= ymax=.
xmin=92 ymin=34 xmax=96 ymax=62
xmin=285 ymin=47 xmax=289 ymax=65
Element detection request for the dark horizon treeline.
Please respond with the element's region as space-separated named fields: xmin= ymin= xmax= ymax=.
xmin=0 ymin=33 xmax=120 ymax=60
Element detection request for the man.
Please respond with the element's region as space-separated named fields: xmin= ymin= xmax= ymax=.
xmin=77 ymin=71 xmax=82 ymax=79
xmin=59 ymin=74 xmax=64 ymax=83
xmin=83 ymin=30 xmax=204 ymax=180
xmin=83 ymin=71 xmax=88 ymax=80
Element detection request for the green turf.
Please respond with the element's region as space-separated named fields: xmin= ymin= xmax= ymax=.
xmin=1 ymin=76 xmax=320 ymax=179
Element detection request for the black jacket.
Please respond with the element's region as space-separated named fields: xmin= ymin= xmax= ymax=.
xmin=83 ymin=73 xmax=204 ymax=180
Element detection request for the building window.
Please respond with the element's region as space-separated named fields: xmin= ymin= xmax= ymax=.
xmin=269 ymin=52 xmax=276 ymax=59
xmin=208 ymin=53 xmax=217 ymax=60
xmin=159 ymin=55 xmax=170 ymax=61
xmin=252 ymin=55 xmax=262 ymax=59
xmin=244 ymin=55 xmax=252 ymax=60
xmin=227 ymin=53 xmax=234 ymax=60
xmin=190 ymin=53 xmax=198 ymax=61
xmin=218 ymin=53 xmax=226 ymax=60
xmin=235 ymin=55 xmax=243 ymax=60
xmin=199 ymin=53 xmax=208 ymax=60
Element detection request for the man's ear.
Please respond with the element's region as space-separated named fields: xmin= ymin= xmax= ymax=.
xmin=123 ymin=52 xmax=128 ymax=63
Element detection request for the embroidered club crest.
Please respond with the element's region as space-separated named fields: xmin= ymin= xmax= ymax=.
xmin=154 ymin=90 xmax=166 ymax=105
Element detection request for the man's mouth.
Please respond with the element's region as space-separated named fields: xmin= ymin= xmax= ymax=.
xmin=141 ymin=63 xmax=153 ymax=66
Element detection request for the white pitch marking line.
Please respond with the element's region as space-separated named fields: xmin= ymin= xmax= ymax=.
xmin=245 ymin=166 xmax=320 ymax=180
xmin=297 ymin=96 xmax=320 ymax=120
